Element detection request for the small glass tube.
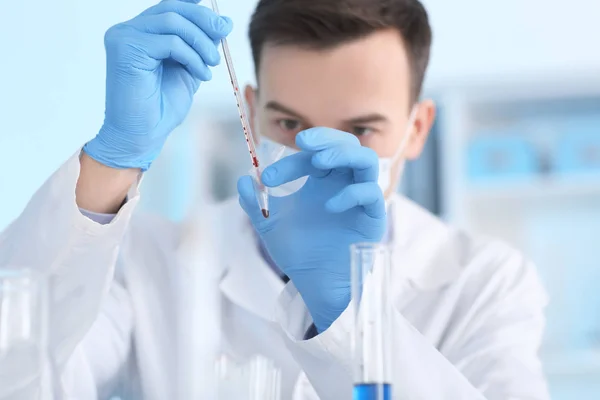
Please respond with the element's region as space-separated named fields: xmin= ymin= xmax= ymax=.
xmin=215 ymin=354 xmax=281 ymax=400
xmin=0 ymin=268 xmax=56 ymax=400
xmin=351 ymin=243 xmax=393 ymax=400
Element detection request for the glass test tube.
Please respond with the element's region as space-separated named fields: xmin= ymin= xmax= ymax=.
xmin=0 ymin=268 xmax=56 ymax=400
xmin=215 ymin=354 xmax=281 ymax=400
xmin=351 ymin=243 xmax=393 ymax=400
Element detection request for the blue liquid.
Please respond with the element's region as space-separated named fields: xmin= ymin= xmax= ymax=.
xmin=353 ymin=383 xmax=392 ymax=400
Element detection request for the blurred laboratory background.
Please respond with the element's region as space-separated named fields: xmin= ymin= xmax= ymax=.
xmin=1 ymin=0 xmax=600 ymax=398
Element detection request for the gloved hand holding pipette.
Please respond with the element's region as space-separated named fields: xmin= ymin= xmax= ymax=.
xmin=238 ymin=127 xmax=387 ymax=333
xmin=83 ymin=1 xmax=233 ymax=172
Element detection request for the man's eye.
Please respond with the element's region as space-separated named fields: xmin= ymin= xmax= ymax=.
xmin=278 ymin=119 xmax=301 ymax=131
xmin=352 ymin=126 xmax=373 ymax=137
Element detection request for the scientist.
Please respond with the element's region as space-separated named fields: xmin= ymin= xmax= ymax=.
xmin=0 ymin=0 xmax=550 ymax=399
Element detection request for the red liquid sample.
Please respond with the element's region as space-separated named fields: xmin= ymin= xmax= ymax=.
xmin=262 ymin=209 xmax=270 ymax=218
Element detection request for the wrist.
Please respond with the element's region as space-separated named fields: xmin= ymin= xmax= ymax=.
xmin=76 ymin=152 xmax=140 ymax=213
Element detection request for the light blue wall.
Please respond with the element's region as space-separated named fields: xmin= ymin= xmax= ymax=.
xmin=422 ymin=0 xmax=600 ymax=87
xmin=0 ymin=0 xmax=151 ymax=228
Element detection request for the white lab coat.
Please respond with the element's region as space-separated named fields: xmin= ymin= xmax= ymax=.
xmin=0 ymin=153 xmax=550 ymax=400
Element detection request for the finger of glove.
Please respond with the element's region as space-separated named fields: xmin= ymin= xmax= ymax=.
xmin=237 ymin=175 xmax=265 ymax=221
xmin=296 ymin=127 xmax=361 ymax=152
xmin=311 ymin=144 xmax=379 ymax=184
xmin=142 ymin=1 xmax=233 ymax=40
xmin=130 ymin=13 xmax=220 ymax=66
xmin=326 ymin=182 xmax=386 ymax=219
xmin=261 ymin=152 xmax=328 ymax=188
xmin=137 ymin=33 xmax=212 ymax=81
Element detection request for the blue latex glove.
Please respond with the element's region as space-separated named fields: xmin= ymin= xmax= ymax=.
xmin=84 ymin=0 xmax=233 ymax=171
xmin=238 ymin=128 xmax=387 ymax=332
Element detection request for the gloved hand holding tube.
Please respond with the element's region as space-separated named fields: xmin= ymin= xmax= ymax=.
xmin=238 ymin=128 xmax=387 ymax=333
xmin=83 ymin=0 xmax=233 ymax=172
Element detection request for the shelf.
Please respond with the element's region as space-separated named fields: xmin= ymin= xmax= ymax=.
xmin=543 ymin=349 xmax=600 ymax=377
xmin=466 ymin=175 xmax=600 ymax=202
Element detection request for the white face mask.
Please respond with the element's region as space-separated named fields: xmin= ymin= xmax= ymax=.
xmin=256 ymin=137 xmax=308 ymax=197
xmin=378 ymin=107 xmax=418 ymax=195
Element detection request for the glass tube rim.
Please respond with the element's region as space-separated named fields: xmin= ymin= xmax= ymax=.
xmin=350 ymin=242 xmax=390 ymax=254
xmin=0 ymin=268 xmax=47 ymax=291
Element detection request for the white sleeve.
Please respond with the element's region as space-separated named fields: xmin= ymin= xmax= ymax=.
xmin=275 ymin=262 xmax=549 ymax=400
xmin=0 ymin=152 xmax=140 ymax=399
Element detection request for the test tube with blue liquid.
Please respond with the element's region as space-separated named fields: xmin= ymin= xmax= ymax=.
xmin=351 ymin=243 xmax=393 ymax=400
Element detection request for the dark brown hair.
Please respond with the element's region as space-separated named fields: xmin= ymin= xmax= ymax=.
xmin=249 ymin=0 xmax=433 ymax=101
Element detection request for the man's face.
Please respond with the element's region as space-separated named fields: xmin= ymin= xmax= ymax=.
xmin=245 ymin=29 xmax=436 ymax=195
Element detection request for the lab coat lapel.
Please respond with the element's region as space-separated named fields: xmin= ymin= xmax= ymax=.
xmin=219 ymin=212 xmax=285 ymax=323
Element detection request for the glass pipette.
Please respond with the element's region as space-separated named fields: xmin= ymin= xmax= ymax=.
xmin=209 ymin=0 xmax=270 ymax=218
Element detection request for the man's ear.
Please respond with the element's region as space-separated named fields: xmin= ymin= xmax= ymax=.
xmin=244 ymin=85 xmax=258 ymax=141
xmin=406 ymin=99 xmax=436 ymax=160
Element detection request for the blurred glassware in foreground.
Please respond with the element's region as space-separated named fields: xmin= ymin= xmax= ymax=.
xmin=0 ymin=268 xmax=57 ymax=400
xmin=351 ymin=243 xmax=393 ymax=400
xmin=215 ymin=354 xmax=281 ymax=400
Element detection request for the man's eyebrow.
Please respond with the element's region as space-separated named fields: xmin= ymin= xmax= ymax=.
xmin=265 ymin=101 xmax=389 ymax=125
xmin=343 ymin=113 xmax=389 ymax=125
xmin=265 ymin=101 xmax=309 ymax=121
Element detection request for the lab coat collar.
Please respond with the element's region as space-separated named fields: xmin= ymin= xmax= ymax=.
xmin=388 ymin=194 xmax=464 ymax=291
xmin=219 ymin=205 xmax=286 ymax=323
